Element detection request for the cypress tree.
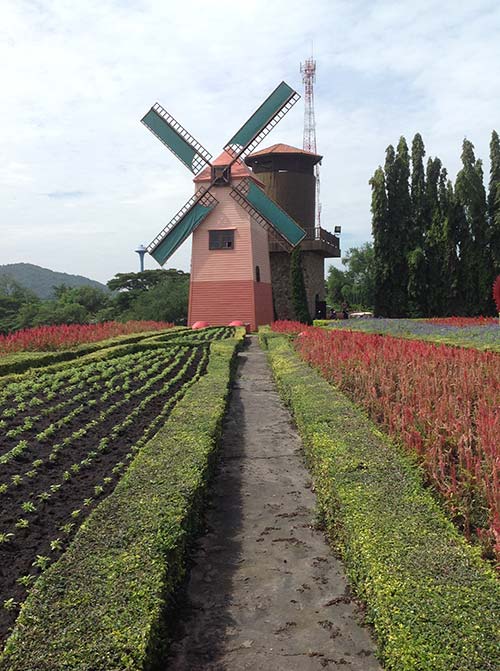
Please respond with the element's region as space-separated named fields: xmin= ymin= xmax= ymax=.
xmin=440 ymin=175 xmax=464 ymax=314
xmin=391 ymin=137 xmax=412 ymax=315
xmin=407 ymin=134 xmax=428 ymax=315
xmin=370 ymin=166 xmax=390 ymax=316
xmin=290 ymin=248 xmax=311 ymax=324
xmin=488 ymin=130 xmax=500 ymax=274
xmin=455 ymin=140 xmax=489 ymax=314
xmin=423 ymin=157 xmax=444 ymax=315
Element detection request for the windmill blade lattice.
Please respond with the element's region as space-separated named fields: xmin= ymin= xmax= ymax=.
xmin=141 ymin=103 xmax=213 ymax=175
xmin=231 ymin=178 xmax=306 ymax=250
xmin=148 ymin=188 xmax=219 ymax=265
xmin=224 ymin=82 xmax=300 ymax=163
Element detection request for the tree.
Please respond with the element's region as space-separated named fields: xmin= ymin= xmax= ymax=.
xmin=127 ymin=272 xmax=190 ymax=324
xmin=370 ymin=166 xmax=390 ymax=316
xmin=0 ymin=277 xmax=39 ymax=333
xmin=326 ymin=266 xmax=348 ymax=305
xmin=290 ymin=248 xmax=311 ymax=324
xmin=488 ymin=130 xmax=500 ymax=273
xmin=455 ymin=139 xmax=490 ymax=314
xmin=326 ymin=244 xmax=376 ymax=310
xmin=406 ymin=134 xmax=428 ymax=316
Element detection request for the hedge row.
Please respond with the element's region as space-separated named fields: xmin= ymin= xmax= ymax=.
xmin=0 ymin=334 xmax=243 ymax=670
xmin=0 ymin=328 xmax=184 ymax=377
xmin=261 ymin=331 xmax=499 ymax=671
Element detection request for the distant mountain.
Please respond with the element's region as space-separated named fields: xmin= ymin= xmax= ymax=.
xmin=0 ymin=263 xmax=109 ymax=300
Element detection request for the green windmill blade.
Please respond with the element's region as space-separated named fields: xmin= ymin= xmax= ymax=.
xmin=223 ymin=82 xmax=300 ymax=163
xmin=148 ymin=189 xmax=219 ymax=265
xmin=141 ymin=103 xmax=213 ymax=175
xmin=230 ymin=178 xmax=306 ymax=250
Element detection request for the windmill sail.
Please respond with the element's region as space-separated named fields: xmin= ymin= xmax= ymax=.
xmin=148 ymin=189 xmax=218 ymax=265
xmin=224 ymin=82 xmax=300 ymax=163
xmin=142 ymin=103 xmax=213 ymax=175
xmin=231 ymin=178 xmax=305 ymax=250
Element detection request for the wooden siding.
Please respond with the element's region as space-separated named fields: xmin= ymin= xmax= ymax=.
xmin=188 ymin=280 xmax=273 ymax=331
xmin=191 ymin=185 xmax=253 ymax=282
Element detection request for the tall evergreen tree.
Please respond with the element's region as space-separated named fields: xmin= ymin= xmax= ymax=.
xmin=488 ymin=130 xmax=500 ymax=274
xmin=440 ymin=175 xmax=465 ymax=314
xmin=423 ymin=157 xmax=445 ymax=315
xmin=407 ymin=134 xmax=428 ymax=315
xmin=370 ymin=166 xmax=390 ymax=316
xmin=455 ymin=139 xmax=490 ymax=314
xmin=390 ymin=137 xmax=412 ymax=315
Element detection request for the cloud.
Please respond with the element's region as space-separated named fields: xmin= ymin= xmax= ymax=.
xmin=1 ymin=0 xmax=499 ymax=280
xmin=46 ymin=190 xmax=86 ymax=199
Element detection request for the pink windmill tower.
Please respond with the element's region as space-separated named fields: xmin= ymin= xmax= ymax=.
xmin=141 ymin=82 xmax=306 ymax=330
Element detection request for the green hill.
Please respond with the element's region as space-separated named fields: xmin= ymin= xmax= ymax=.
xmin=0 ymin=263 xmax=109 ymax=300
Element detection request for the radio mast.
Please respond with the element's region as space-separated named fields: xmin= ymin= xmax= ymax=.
xmin=300 ymin=56 xmax=321 ymax=231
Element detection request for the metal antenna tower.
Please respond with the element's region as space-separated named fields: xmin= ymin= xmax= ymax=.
xmin=300 ymin=56 xmax=321 ymax=231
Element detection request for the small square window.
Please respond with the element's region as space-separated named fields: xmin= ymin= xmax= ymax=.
xmin=209 ymin=230 xmax=234 ymax=250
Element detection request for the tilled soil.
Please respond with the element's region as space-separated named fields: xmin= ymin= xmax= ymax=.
xmin=0 ymin=346 xmax=206 ymax=644
xmin=165 ymin=337 xmax=382 ymax=671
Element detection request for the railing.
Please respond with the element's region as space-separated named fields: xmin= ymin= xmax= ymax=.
xmin=268 ymin=225 xmax=339 ymax=254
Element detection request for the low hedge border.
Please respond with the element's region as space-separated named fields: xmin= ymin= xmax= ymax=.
xmin=0 ymin=333 xmax=244 ymax=670
xmin=0 ymin=328 xmax=185 ymax=378
xmin=260 ymin=331 xmax=499 ymax=671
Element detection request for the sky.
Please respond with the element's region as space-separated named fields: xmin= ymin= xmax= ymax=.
xmin=1 ymin=0 xmax=499 ymax=284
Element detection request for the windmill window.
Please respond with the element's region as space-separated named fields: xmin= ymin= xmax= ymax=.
xmin=255 ymin=265 xmax=261 ymax=282
xmin=209 ymin=229 xmax=234 ymax=250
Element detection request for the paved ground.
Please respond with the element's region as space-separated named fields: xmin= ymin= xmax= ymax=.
xmin=165 ymin=337 xmax=382 ymax=670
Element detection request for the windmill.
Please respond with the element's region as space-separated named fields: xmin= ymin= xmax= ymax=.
xmin=141 ymin=82 xmax=306 ymax=330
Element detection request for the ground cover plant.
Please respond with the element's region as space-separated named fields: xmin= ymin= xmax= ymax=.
xmin=0 ymin=326 xmax=233 ymax=648
xmin=0 ymin=331 xmax=242 ymax=670
xmin=262 ymin=330 xmax=499 ymax=670
xmin=0 ymin=320 xmax=173 ymax=354
xmin=316 ymin=316 xmax=500 ymax=351
xmin=271 ymin=321 xmax=500 ymax=563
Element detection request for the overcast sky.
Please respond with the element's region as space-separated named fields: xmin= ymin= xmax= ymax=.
xmin=1 ymin=0 xmax=499 ymax=283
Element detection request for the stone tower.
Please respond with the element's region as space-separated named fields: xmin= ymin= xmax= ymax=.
xmin=245 ymin=144 xmax=340 ymax=319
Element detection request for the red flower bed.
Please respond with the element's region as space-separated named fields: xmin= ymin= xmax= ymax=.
xmin=270 ymin=320 xmax=307 ymax=333
xmin=0 ymin=321 xmax=174 ymax=354
xmin=272 ymin=322 xmax=500 ymax=562
xmin=426 ymin=316 xmax=497 ymax=326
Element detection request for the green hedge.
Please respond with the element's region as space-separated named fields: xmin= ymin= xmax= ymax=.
xmin=0 ymin=328 xmax=185 ymax=378
xmin=261 ymin=332 xmax=499 ymax=671
xmin=0 ymin=335 xmax=242 ymax=670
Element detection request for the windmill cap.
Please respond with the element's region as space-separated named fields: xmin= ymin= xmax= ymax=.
xmin=245 ymin=143 xmax=322 ymax=163
xmin=194 ymin=151 xmax=264 ymax=185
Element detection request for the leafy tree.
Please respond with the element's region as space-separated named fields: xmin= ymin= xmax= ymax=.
xmin=0 ymin=278 xmax=39 ymax=333
xmin=290 ymin=248 xmax=311 ymax=324
xmin=326 ymin=243 xmax=375 ymax=310
xmin=126 ymin=272 xmax=190 ymax=324
xmin=107 ymin=269 xmax=185 ymax=316
xmin=326 ymin=266 xmax=349 ymax=305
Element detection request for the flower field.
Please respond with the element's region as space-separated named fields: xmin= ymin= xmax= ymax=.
xmin=319 ymin=316 xmax=500 ymax=350
xmin=0 ymin=325 xmax=235 ymax=648
xmin=0 ymin=321 xmax=174 ymax=354
xmin=271 ymin=321 xmax=500 ymax=562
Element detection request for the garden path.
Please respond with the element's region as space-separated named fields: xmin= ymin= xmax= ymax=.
xmin=164 ymin=336 xmax=381 ymax=670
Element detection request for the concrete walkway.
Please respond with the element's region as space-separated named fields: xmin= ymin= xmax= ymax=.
xmin=165 ymin=337 xmax=382 ymax=670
